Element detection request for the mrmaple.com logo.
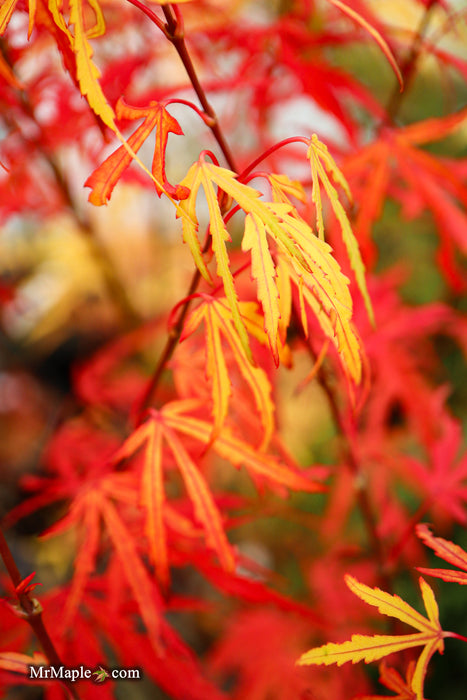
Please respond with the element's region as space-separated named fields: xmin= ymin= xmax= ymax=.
xmin=29 ymin=665 xmax=141 ymax=682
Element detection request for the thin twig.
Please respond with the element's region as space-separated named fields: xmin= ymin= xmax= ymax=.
xmin=132 ymin=235 xmax=208 ymax=425
xmin=303 ymin=338 xmax=392 ymax=591
xmin=0 ymin=528 xmax=81 ymax=700
xmin=130 ymin=2 xmax=241 ymax=417
xmin=385 ymin=0 xmax=439 ymax=123
xmin=161 ymin=4 xmax=238 ymax=172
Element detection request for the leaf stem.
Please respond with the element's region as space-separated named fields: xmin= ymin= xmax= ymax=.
xmin=0 ymin=528 xmax=81 ymax=700
xmin=238 ymin=137 xmax=310 ymax=181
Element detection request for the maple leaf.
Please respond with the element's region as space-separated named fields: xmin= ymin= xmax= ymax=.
xmin=92 ymin=666 xmax=109 ymax=683
xmin=85 ymin=98 xmax=189 ymax=205
xmin=181 ymin=295 xmax=275 ymax=447
xmin=210 ymin=609 xmax=316 ymax=700
xmin=161 ymin=399 xmax=322 ymax=494
xmin=177 ymin=152 xmax=363 ymax=380
xmin=267 ymin=173 xmax=307 ymax=206
xmin=0 ymin=0 xmax=31 ymax=38
xmin=297 ymin=575 xmax=455 ymax=700
xmin=276 ymin=251 xmax=362 ymax=384
xmin=344 ymin=107 xmax=467 ymax=286
xmin=0 ymin=651 xmax=46 ymax=677
xmin=326 ymin=0 xmax=403 ymax=90
xmin=50 ymin=477 xmax=164 ymax=655
xmin=416 ymin=524 xmax=467 ymax=585
xmin=113 ymin=398 xmax=321 ymax=586
xmin=4 ymin=418 xmax=165 ymax=657
xmin=68 ymin=0 xmax=116 ymax=130
xmin=114 ymin=407 xmax=236 ymax=588
xmin=402 ymin=413 xmax=467 ymax=525
xmin=306 ymin=134 xmax=374 ymax=324
xmin=358 ymin=660 xmax=417 ymax=700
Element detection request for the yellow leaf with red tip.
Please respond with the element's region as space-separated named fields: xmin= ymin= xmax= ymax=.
xmin=86 ymin=99 xmax=189 ymax=205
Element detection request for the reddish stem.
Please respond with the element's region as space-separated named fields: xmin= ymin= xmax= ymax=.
xmin=238 ymin=137 xmax=309 ymax=181
xmin=0 ymin=528 xmax=81 ymax=700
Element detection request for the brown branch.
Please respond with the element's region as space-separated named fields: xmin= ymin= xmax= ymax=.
xmin=161 ymin=4 xmax=239 ymax=172
xmin=385 ymin=0 xmax=439 ymax=123
xmin=0 ymin=528 xmax=81 ymax=700
xmin=129 ymin=3 xmax=242 ymax=418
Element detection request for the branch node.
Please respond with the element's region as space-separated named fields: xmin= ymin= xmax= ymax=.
xmin=11 ymin=597 xmax=43 ymax=619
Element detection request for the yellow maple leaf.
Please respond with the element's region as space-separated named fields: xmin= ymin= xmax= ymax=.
xmin=297 ymin=575 xmax=460 ymax=700
xmin=69 ymin=0 xmax=115 ymax=130
xmin=182 ymin=295 xmax=275 ymax=448
xmin=178 ymin=153 xmax=363 ymax=382
xmin=307 ymin=134 xmax=374 ymax=325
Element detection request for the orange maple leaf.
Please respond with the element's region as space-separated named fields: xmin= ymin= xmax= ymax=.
xmin=114 ymin=400 xmax=322 ymax=586
xmin=86 ymin=98 xmax=189 ymax=205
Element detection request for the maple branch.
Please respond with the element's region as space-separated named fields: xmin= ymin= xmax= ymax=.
xmin=384 ymin=0 xmax=438 ymax=123
xmin=132 ymin=233 xmax=209 ymax=425
xmin=0 ymin=528 xmax=81 ymax=700
xmin=130 ymin=3 xmax=243 ymax=421
xmin=303 ymin=338 xmax=392 ymax=591
xmin=127 ymin=1 xmax=237 ymax=169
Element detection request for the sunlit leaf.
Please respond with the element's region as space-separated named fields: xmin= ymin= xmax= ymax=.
xmin=298 ymin=576 xmax=449 ymax=700
xmin=69 ymin=0 xmax=116 ymax=130
xmin=182 ymin=295 xmax=275 ymax=447
xmin=307 ymin=134 xmax=374 ymax=324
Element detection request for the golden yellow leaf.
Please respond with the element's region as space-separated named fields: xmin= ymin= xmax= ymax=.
xmin=69 ymin=0 xmax=115 ymax=130
xmin=178 ymin=154 xmax=363 ymax=381
xmin=307 ymin=134 xmax=374 ymax=325
xmin=0 ymin=0 xmax=19 ymax=34
xmin=182 ymin=296 xmax=275 ymax=448
xmin=297 ymin=576 xmax=449 ymax=700
xmin=242 ymin=213 xmax=281 ymax=364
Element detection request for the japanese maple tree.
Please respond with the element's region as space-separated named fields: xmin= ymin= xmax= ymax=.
xmin=0 ymin=1 xmax=466 ymax=699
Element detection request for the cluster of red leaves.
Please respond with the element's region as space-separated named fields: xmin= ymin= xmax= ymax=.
xmin=0 ymin=1 xmax=466 ymax=700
